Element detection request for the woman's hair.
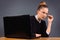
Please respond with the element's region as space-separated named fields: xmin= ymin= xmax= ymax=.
xmin=37 ymin=1 xmax=48 ymax=10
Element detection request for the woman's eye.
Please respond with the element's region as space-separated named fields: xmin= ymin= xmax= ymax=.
xmin=42 ymin=12 xmax=45 ymax=14
xmin=42 ymin=12 xmax=48 ymax=15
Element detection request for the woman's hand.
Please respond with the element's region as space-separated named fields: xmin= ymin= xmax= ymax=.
xmin=35 ymin=34 xmax=41 ymax=37
xmin=48 ymin=15 xmax=54 ymax=23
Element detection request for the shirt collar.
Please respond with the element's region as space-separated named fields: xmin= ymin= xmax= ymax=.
xmin=35 ymin=15 xmax=41 ymax=23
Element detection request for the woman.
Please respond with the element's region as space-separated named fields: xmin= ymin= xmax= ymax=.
xmin=30 ymin=1 xmax=54 ymax=38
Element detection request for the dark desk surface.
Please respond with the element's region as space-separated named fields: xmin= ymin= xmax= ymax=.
xmin=0 ymin=37 xmax=60 ymax=40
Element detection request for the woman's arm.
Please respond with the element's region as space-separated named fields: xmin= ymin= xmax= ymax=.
xmin=46 ymin=15 xmax=54 ymax=34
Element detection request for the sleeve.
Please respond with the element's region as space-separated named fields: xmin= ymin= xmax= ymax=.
xmin=41 ymin=20 xmax=49 ymax=37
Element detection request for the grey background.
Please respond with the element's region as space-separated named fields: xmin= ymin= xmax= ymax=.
xmin=0 ymin=0 xmax=60 ymax=37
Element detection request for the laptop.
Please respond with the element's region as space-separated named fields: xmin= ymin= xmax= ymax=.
xmin=3 ymin=15 xmax=32 ymax=39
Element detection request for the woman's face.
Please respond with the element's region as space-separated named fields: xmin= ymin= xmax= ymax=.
xmin=37 ymin=7 xmax=48 ymax=20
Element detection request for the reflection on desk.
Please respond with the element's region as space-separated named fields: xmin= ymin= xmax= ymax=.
xmin=0 ymin=37 xmax=60 ymax=40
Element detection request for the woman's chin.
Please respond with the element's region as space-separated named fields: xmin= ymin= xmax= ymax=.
xmin=41 ymin=18 xmax=45 ymax=20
